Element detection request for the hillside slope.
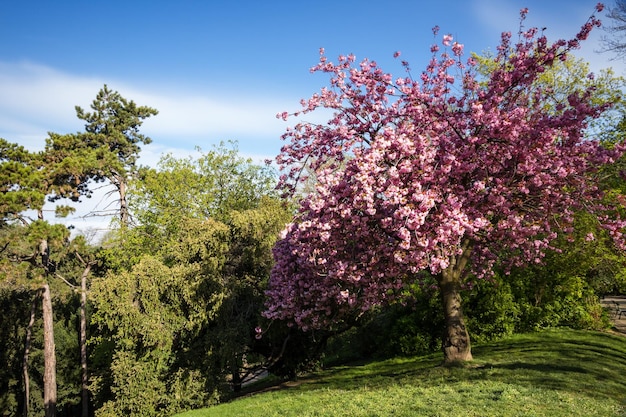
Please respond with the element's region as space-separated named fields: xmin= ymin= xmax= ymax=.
xmin=176 ymin=330 xmax=626 ymax=417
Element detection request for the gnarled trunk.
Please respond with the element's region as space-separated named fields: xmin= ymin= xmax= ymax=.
xmin=437 ymin=240 xmax=473 ymax=364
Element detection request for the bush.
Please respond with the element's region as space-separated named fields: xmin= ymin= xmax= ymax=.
xmin=324 ymin=287 xmax=444 ymax=363
xmin=464 ymin=276 xmax=519 ymax=344
xmin=499 ymin=266 xmax=610 ymax=332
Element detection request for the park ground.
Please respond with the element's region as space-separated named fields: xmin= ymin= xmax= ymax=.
xmin=174 ymin=312 xmax=626 ymax=417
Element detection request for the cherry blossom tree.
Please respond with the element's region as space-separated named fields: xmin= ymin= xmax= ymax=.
xmin=264 ymin=4 xmax=625 ymax=363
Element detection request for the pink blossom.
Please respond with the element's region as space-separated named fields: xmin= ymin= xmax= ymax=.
xmin=264 ymin=6 xmax=624 ymax=332
xmin=452 ymin=42 xmax=464 ymax=56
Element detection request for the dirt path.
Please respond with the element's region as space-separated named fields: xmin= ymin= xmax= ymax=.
xmin=601 ymin=296 xmax=626 ymax=335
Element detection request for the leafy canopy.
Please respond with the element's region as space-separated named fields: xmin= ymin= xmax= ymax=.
xmin=90 ymin=146 xmax=291 ymax=414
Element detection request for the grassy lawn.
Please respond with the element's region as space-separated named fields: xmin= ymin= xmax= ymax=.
xmin=174 ymin=329 xmax=626 ymax=417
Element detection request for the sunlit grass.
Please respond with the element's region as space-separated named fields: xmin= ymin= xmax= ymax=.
xmin=175 ymin=329 xmax=626 ymax=417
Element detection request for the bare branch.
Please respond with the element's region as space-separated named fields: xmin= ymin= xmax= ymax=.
xmin=600 ymin=0 xmax=626 ymax=59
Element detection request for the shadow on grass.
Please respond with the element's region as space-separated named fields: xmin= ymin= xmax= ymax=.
xmin=247 ymin=330 xmax=626 ymax=405
xmin=467 ymin=331 xmax=626 ymax=402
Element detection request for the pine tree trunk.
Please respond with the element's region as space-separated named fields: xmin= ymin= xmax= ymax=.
xmin=80 ymin=264 xmax=91 ymax=417
xmin=437 ymin=240 xmax=473 ymax=364
xmin=118 ymin=176 xmax=129 ymax=227
xmin=42 ymin=283 xmax=57 ymax=417
xmin=22 ymin=293 xmax=39 ymax=417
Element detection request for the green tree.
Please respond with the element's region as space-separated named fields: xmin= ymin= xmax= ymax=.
xmin=132 ymin=141 xmax=275 ymax=227
xmin=0 ymin=136 xmax=103 ymax=417
xmin=0 ymin=139 xmax=46 ymax=221
xmin=0 ymin=139 xmax=62 ymax=417
xmin=0 ymin=85 xmax=155 ymax=416
xmin=45 ymin=85 xmax=158 ymax=226
xmin=0 ymin=218 xmax=72 ymax=417
xmin=215 ymin=198 xmax=292 ymax=391
xmin=91 ymin=242 xmax=228 ymax=417
xmin=89 ymin=144 xmax=290 ymax=415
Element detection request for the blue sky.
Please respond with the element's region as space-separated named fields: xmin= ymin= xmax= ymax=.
xmin=0 ymin=0 xmax=622 ymax=236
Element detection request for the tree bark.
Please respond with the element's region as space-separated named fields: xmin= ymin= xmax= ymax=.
xmin=231 ymin=364 xmax=242 ymax=393
xmin=42 ymin=283 xmax=57 ymax=417
xmin=22 ymin=293 xmax=39 ymax=417
xmin=437 ymin=240 xmax=473 ymax=364
xmin=79 ymin=264 xmax=91 ymax=417
xmin=115 ymin=172 xmax=129 ymax=228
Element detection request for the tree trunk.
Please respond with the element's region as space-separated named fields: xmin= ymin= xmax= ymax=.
xmin=231 ymin=368 xmax=242 ymax=393
xmin=79 ymin=264 xmax=91 ymax=417
xmin=22 ymin=293 xmax=39 ymax=417
xmin=118 ymin=174 xmax=129 ymax=227
xmin=42 ymin=283 xmax=57 ymax=417
xmin=231 ymin=353 xmax=243 ymax=393
xmin=437 ymin=240 xmax=473 ymax=364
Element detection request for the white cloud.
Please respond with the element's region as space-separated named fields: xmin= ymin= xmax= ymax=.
xmin=0 ymin=61 xmax=100 ymax=148
xmin=129 ymin=90 xmax=288 ymax=142
xmin=0 ymin=60 xmax=303 ymax=236
xmin=0 ymin=60 xmax=292 ymax=154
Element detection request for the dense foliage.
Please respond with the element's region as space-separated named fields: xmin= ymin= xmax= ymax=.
xmin=0 ymin=89 xmax=291 ymax=416
xmin=88 ymin=144 xmax=292 ymax=416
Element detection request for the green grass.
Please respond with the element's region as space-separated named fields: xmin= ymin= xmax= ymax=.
xmin=174 ymin=329 xmax=626 ymax=417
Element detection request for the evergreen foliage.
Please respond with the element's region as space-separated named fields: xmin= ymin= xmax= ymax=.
xmin=89 ymin=144 xmax=291 ymax=415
